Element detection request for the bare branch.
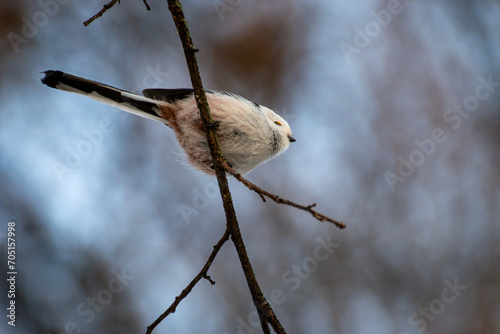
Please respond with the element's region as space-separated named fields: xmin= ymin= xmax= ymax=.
xmin=84 ymin=0 xmax=151 ymax=27
xmin=223 ymin=162 xmax=346 ymax=229
xmin=146 ymin=229 xmax=230 ymax=334
xmin=84 ymin=0 xmax=120 ymax=27
xmin=165 ymin=1 xmax=286 ymax=333
xmin=82 ymin=1 xmax=343 ymax=333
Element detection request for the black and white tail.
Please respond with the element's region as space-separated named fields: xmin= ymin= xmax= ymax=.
xmin=41 ymin=70 xmax=168 ymax=124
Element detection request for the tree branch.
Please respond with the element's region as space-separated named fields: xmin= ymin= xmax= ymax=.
xmin=146 ymin=228 xmax=230 ymax=334
xmin=164 ymin=1 xmax=285 ymax=333
xmin=84 ymin=0 xmax=151 ymax=27
xmin=82 ymin=1 xmax=344 ymax=332
xmin=223 ymin=162 xmax=346 ymax=229
xmin=84 ymin=0 xmax=120 ymax=26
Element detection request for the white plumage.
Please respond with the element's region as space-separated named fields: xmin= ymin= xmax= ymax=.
xmin=42 ymin=70 xmax=295 ymax=175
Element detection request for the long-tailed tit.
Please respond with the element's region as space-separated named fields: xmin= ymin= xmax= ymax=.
xmin=41 ymin=71 xmax=295 ymax=175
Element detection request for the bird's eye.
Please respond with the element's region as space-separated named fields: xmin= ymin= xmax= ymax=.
xmin=274 ymin=121 xmax=282 ymax=126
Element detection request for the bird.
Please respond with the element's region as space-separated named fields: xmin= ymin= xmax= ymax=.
xmin=41 ymin=70 xmax=295 ymax=175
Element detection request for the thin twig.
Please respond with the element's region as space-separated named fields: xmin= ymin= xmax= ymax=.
xmin=146 ymin=229 xmax=230 ymax=334
xmin=84 ymin=0 xmax=120 ymax=26
xmin=223 ymin=162 xmax=346 ymax=229
xmin=84 ymin=0 xmax=151 ymax=27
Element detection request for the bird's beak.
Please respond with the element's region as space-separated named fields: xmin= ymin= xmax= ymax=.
xmin=288 ymin=136 xmax=296 ymax=143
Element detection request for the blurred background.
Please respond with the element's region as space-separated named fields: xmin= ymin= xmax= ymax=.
xmin=1 ymin=0 xmax=499 ymax=333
